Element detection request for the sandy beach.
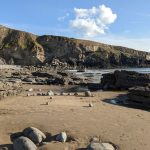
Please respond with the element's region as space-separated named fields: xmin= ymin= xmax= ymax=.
xmin=0 ymin=84 xmax=150 ymax=150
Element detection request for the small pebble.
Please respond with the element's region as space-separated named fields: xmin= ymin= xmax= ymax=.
xmin=28 ymin=88 xmax=33 ymax=92
xmin=46 ymin=102 xmax=49 ymax=105
xmin=74 ymin=92 xmax=78 ymax=96
xmin=89 ymin=103 xmax=93 ymax=107
xmin=27 ymin=93 xmax=30 ymax=97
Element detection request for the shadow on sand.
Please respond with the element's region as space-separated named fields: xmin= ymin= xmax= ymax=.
xmin=102 ymin=94 xmax=150 ymax=112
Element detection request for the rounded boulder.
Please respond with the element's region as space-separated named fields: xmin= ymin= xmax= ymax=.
xmin=87 ymin=142 xmax=115 ymax=150
xmin=23 ymin=127 xmax=46 ymax=144
xmin=56 ymin=132 xmax=67 ymax=142
xmin=13 ymin=136 xmax=37 ymax=150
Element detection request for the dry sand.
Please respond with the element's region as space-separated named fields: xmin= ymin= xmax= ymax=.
xmin=0 ymin=85 xmax=150 ymax=150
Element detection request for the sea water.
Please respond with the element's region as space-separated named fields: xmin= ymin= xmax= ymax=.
xmin=67 ymin=68 xmax=150 ymax=83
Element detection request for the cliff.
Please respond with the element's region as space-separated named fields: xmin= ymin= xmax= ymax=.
xmin=0 ymin=25 xmax=150 ymax=68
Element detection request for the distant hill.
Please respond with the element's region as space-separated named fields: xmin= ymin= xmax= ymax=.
xmin=0 ymin=25 xmax=150 ymax=68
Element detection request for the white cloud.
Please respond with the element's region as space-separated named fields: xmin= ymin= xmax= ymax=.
xmin=58 ymin=13 xmax=70 ymax=21
xmin=70 ymin=5 xmax=117 ymax=37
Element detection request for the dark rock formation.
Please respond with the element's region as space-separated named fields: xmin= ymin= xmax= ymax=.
xmin=101 ymin=70 xmax=150 ymax=90
xmin=0 ymin=25 xmax=150 ymax=68
xmin=128 ymin=85 xmax=150 ymax=104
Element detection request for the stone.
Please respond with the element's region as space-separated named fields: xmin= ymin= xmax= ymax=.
xmin=23 ymin=127 xmax=46 ymax=144
xmin=27 ymin=93 xmax=31 ymax=97
xmin=90 ymin=137 xmax=100 ymax=143
xmin=85 ymin=91 xmax=92 ymax=97
xmin=61 ymin=92 xmax=66 ymax=96
xmin=46 ymin=102 xmax=49 ymax=105
xmin=54 ymin=93 xmax=60 ymax=96
xmin=37 ymin=93 xmax=42 ymax=96
xmin=91 ymin=94 xmax=95 ymax=97
xmin=23 ymin=78 xmax=35 ymax=83
xmin=89 ymin=103 xmax=94 ymax=107
xmin=28 ymin=88 xmax=33 ymax=92
xmin=42 ymin=93 xmax=46 ymax=96
xmin=47 ymin=90 xmax=54 ymax=96
xmin=102 ymin=143 xmax=115 ymax=150
xmin=13 ymin=136 xmax=37 ymax=150
xmin=10 ymin=132 xmax=24 ymax=142
xmin=74 ymin=92 xmax=78 ymax=96
xmin=56 ymin=132 xmax=67 ymax=142
xmin=87 ymin=142 xmax=115 ymax=150
xmin=0 ymin=146 xmax=9 ymax=150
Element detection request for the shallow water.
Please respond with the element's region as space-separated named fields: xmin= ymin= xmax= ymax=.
xmin=67 ymin=68 xmax=150 ymax=83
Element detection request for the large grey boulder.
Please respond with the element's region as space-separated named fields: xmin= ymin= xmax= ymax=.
xmin=87 ymin=142 xmax=115 ymax=150
xmin=23 ymin=127 xmax=46 ymax=144
xmin=56 ymin=132 xmax=67 ymax=142
xmin=13 ymin=136 xmax=37 ymax=150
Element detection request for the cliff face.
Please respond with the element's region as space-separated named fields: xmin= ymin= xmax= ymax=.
xmin=0 ymin=25 xmax=45 ymax=65
xmin=0 ymin=25 xmax=150 ymax=68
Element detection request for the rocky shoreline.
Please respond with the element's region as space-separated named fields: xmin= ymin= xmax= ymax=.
xmin=1 ymin=66 xmax=150 ymax=150
xmin=101 ymin=70 xmax=150 ymax=90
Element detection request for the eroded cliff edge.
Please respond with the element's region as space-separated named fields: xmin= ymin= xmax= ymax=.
xmin=0 ymin=25 xmax=150 ymax=68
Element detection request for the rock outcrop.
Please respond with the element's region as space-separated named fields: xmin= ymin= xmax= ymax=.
xmin=128 ymin=85 xmax=150 ymax=104
xmin=0 ymin=79 xmax=22 ymax=100
xmin=101 ymin=70 xmax=150 ymax=90
xmin=0 ymin=25 xmax=45 ymax=65
xmin=0 ymin=25 xmax=150 ymax=68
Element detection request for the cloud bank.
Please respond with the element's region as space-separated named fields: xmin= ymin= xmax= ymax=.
xmin=70 ymin=5 xmax=117 ymax=37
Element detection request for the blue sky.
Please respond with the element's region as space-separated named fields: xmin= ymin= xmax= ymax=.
xmin=1 ymin=0 xmax=150 ymax=51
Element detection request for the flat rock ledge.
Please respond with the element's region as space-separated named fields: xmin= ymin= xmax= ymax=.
xmin=128 ymin=85 xmax=150 ymax=104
